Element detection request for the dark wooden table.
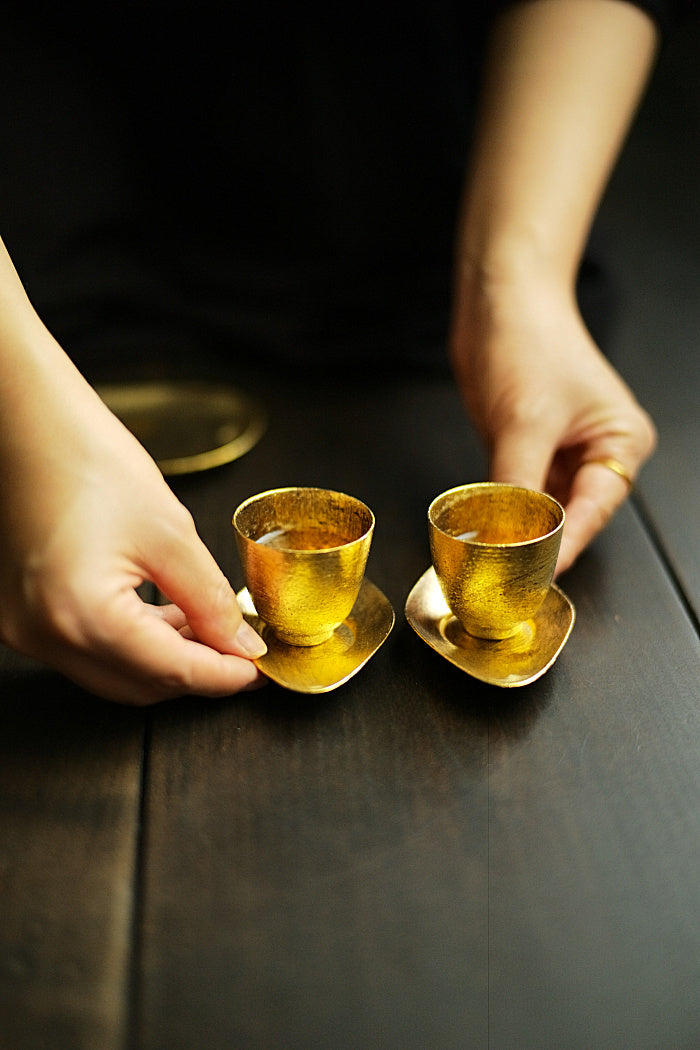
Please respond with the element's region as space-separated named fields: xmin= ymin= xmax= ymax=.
xmin=1 ymin=354 xmax=699 ymax=1050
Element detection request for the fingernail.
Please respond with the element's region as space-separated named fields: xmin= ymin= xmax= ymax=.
xmin=234 ymin=619 xmax=267 ymax=657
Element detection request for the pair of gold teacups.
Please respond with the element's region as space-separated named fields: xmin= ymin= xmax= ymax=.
xmin=233 ymin=483 xmax=565 ymax=648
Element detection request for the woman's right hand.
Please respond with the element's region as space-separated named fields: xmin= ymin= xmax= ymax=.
xmin=0 ymin=264 xmax=266 ymax=703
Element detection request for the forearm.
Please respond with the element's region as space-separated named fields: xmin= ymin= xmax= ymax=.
xmin=0 ymin=237 xmax=265 ymax=701
xmin=458 ymin=0 xmax=660 ymax=291
xmin=0 ymin=236 xmax=105 ymax=462
xmin=0 ymin=236 xmax=54 ymax=358
xmin=0 ymin=237 xmax=70 ymax=402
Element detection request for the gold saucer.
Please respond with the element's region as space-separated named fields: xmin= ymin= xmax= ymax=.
xmin=405 ymin=567 xmax=575 ymax=688
xmin=237 ymin=578 xmax=394 ymax=693
xmin=96 ymin=380 xmax=266 ymax=475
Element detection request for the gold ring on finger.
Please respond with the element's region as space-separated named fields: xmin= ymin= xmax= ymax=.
xmin=584 ymin=457 xmax=635 ymax=491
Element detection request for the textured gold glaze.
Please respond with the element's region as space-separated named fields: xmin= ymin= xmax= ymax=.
xmin=233 ymin=487 xmax=374 ymax=646
xmin=405 ymin=567 xmax=574 ymax=688
xmin=428 ymin=483 xmax=564 ymax=640
xmin=238 ymin=577 xmax=394 ymax=693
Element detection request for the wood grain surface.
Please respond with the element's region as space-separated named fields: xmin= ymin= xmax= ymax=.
xmin=0 ymin=660 xmax=145 ymax=1050
xmin=1 ymin=370 xmax=698 ymax=1050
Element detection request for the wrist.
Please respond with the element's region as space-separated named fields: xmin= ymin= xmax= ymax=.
xmin=454 ymin=219 xmax=580 ymax=295
xmin=452 ymin=240 xmax=579 ymax=325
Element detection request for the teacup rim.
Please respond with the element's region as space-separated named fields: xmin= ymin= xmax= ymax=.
xmin=428 ymin=481 xmax=565 ymax=549
xmin=233 ymin=485 xmax=375 ymax=551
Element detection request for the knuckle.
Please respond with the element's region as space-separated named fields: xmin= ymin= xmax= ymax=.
xmin=1 ymin=598 xmax=85 ymax=666
xmin=499 ymin=392 xmax=554 ymax=436
xmin=32 ymin=578 xmax=102 ymax=652
xmin=162 ymin=500 xmax=199 ymax=547
xmin=18 ymin=554 xmax=124 ymax=657
xmin=593 ymin=500 xmax=615 ymax=532
xmin=639 ymin=410 xmax=658 ymax=459
xmin=156 ymin=667 xmax=195 ymax=697
xmin=209 ymin=573 xmax=238 ymax=618
xmin=624 ymin=402 xmax=658 ymax=461
xmin=186 ymin=570 xmax=238 ymax=641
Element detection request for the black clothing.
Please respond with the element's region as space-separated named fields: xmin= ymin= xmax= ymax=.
xmin=0 ymin=1 xmax=689 ymax=376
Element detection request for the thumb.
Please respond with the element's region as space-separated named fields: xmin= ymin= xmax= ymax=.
xmin=144 ymin=509 xmax=266 ymax=658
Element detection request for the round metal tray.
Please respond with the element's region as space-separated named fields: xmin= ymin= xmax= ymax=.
xmin=96 ymin=380 xmax=266 ymax=475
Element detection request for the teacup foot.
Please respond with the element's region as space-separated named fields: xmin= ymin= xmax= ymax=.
xmin=270 ymin=627 xmax=338 ymax=647
xmin=444 ymin=618 xmax=535 ymax=653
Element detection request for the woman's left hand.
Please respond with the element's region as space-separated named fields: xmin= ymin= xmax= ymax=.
xmin=449 ymin=272 xmax=657 ymax=576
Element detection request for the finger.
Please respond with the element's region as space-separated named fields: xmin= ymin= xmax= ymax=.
xmin=555 ymin=460 xmax=632 ymax=575
xmin=488 ymin=418 xmax=557 ymax=492
xmin=62 ymin=649 xmax=266 ymax=706
xmin=144 ymin=509 xmax=266 ymax=658
xmin=149 ymin=603 xmax=204 ymax=641
xmin=50 ymin=600 xmax=267 ymax=705
xmin=151 ymin=603 xmax=188 ymax=631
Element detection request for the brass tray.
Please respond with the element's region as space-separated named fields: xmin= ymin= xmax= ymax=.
xmin=405 ymin=567 xmax=575 ymax=688
xmin=237 ymin=577 xmax=394 ymax=693
xmin=96 ymin=380 xmax=266 ymax=475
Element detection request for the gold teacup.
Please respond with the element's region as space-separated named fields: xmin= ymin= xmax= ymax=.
xmin=428 ymin=483 xmax=565 ymax=640
xmin=233 ymin=487 xmax=375 ymax=646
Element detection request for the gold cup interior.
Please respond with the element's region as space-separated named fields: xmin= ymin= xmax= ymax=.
xmin=428 ymin=483 xmax=564 ymax=640
xmin=233 ymin=487 xmax=374 ymax=646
